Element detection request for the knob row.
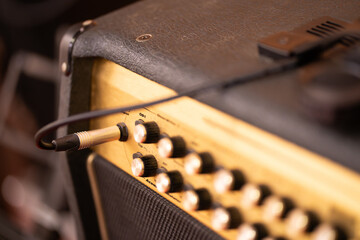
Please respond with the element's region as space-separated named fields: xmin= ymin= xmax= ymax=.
xmin=130 ymin=122 xmax=348 ymax=239
xmin=133 ymin=120 xmax=206 ymax=161
xmin=236 ymin=222 xmax=346 ymax=240
xmin=131 ymin=155 xmax=347 ymax=239
xmin=133 ymin=121 xmax=218 ymax=177
xmin=213 ymin=206 xmax=347 ymax=240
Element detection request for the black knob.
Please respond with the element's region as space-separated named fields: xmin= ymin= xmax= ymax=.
xmin=285 ymin=209 xmax=319 ymax=237
xmin=237 ymin=223 xmax=268 ymax=240
xmin=261 ymin=237 xmax=287 ymax=240
xmin=312 ymin=224 xmax=348 ymax=240
xmin=158 ymin=136 xmax=187 ymax=158
xmin=134 ymin=120 xmax=160 ymax=143
xmin=155 ymin=170 xmax=184 ymax=193
xmin=183 ymin=188 xmax=212 ymax=211
xmin=240 ymin=184 xmax=271 ymax=208
xmin=212 ymin=206 xmax=242 ymax=230
xmin=213 ymin=169 xmax=246 ymax=193
xmin=184 ymin=152 xmax=215 ymax=175
xmin=131 ymin=155 xmax=158 ymax=177
xmin=262 ymin=196 xmax=294 ymax=221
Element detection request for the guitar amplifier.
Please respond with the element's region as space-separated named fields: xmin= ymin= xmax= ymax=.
xmin=55 ymin=0 xmax=360 ymax=239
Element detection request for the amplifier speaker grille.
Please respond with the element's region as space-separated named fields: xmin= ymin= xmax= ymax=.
xmin=92 ymin=155 xmax=223 ymax=240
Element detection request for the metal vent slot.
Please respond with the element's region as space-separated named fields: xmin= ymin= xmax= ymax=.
xmin=308 ymin=27 xmax=330 ymax=37
xmin=307 ymin=22 xmax=344 ymax=38
xmin=317 ymin=25 xmax=335 ymax=33
xmin=259 ymin=17 xmax=360 ymax=59
xmin=306 ymin=20 xmax=358 ymax=46
xmin=306 ymin=29 xmax=323 ymax=37
xmin=326 ymin=20 xmax=345 ymax=29
xmin=321 ymin=23 xmax=340 ymax=31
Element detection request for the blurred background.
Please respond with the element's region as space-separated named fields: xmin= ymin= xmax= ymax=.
xmin=0 ymin=0 xmax=136 ymax=239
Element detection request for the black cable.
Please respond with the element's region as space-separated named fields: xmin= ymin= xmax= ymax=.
xmin=35 ymin=29 xmax=360 ymax=151
xmin=34 ymin=57 xmax=298 ymax=150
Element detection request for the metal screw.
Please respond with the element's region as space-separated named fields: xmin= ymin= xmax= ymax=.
xmin=80 ymin=20 xmax=96 ymax=33
xmin=136 ymin=34 xmax=152 ymax=42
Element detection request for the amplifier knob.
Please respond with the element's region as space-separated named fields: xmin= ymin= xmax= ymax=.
xmin=286 ymin=209 xmax=319 ymax=237
xmin=184 ymin=152 xmax=215 ymax=175
xmin=240 ymin=184 xmax=271 ymax=208
xmin=214 ymin=169 xmax=245 ymax=194
xmin=155 ymin=171 xmax=183 ymax=193
xmin=131 ymin=155 xmax=158 ymax=177
xmin=312 ymin=224 xmax=347 ymax=240
xmin=262 ymin=196 xmax=293 ymax=221
xmin=237 ymin=223 xmax=268 ymax=240
xmin=134 ymin=121 xmax=160 ymax=143
xmin=262 ymin=237 xmax=287 ymax=240
xmin=211 ymin=207 xmax=242 ymax=230
xmin=183 ymin=188 xmax=212 ymax=211
xmin=158 ymin=136 xmax=187 ymax=158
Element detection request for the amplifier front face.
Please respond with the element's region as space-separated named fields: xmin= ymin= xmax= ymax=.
xmin=85 ymin=58 xmax=360 ymax=240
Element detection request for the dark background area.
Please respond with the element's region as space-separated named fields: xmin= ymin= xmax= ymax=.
xmin=0 ymin=0 xmax=136 ymax=239
xmin=0 ymin=0 xmax=137 ymax=126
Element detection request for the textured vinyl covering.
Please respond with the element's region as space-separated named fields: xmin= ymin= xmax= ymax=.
xmin=92 ymin=154 xmax=223 ymax=240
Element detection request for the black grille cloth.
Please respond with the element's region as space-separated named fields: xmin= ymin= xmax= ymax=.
xmin=93 ymin=155 xmax=223 ymax=240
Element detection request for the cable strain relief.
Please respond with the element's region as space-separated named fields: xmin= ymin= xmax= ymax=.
xmin=52 ymin=134 xmax=80 ymax=151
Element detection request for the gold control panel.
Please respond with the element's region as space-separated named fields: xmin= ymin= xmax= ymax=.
xmin=88 ymin=58 xmax=360 ymax=240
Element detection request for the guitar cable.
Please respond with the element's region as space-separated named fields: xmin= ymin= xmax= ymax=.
xmin=35 ymin=30 xmax=360 ymax=151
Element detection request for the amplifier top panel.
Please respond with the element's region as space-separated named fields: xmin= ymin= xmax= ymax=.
xmin=67 ymin=0 xmax=360 ymax=171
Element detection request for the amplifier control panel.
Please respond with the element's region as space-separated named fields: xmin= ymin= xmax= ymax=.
xmin=89 ymin=59 xmax=360 ymax=240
